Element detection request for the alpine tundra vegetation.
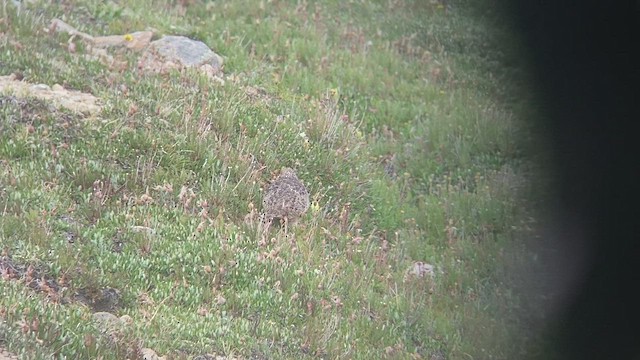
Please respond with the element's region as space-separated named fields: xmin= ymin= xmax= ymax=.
xmin=0 ymin=0 xmax=549 ymax=359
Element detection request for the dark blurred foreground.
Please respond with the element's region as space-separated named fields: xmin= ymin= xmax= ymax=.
xmin=508 ymin=2 xmax=638 ymax=359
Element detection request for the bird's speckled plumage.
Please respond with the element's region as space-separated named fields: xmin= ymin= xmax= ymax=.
xmin=261 ymin=168 xmax=309 ymax=230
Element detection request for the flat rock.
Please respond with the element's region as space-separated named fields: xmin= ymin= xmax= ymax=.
xmin=0 ymin=74 xmax=101 ymax=114
xmin=0 ymin=347 xmax=18 ymax=360
xmin=50 ymin=18 xmax=153 ymax=50
xmin=92 ymin=31 xmax=154 ymax=50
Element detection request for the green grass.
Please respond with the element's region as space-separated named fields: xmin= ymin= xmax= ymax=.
xmin=1 ymin=0 xmax=548 ymax=359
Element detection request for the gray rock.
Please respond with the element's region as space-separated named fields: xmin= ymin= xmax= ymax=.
xmin=92 ymin=311 xmax=123 ymax=335
xmin=140 ymin=35 xmax=223 ymax=71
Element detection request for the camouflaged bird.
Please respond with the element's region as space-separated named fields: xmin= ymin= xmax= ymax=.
xmin=261 ymin=167 xmax=310 ymax=235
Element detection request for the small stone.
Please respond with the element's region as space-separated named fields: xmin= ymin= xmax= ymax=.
xmin=31 ymin=84 xmax=50 ymax=91
xmin=141 ymin=348 xmax=166 ymax=360
xmin=92 ymin=311 xmax=123 ymax=335
xmin=92 ymin=311 xmax=120 ymax=323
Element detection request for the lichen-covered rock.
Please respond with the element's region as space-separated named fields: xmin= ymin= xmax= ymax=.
xmin=0 ymin=75 xmax=101 ymax=114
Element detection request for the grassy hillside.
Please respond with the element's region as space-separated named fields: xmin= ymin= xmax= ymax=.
xmin=1 ymin=0 xmax=546 ymax=359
